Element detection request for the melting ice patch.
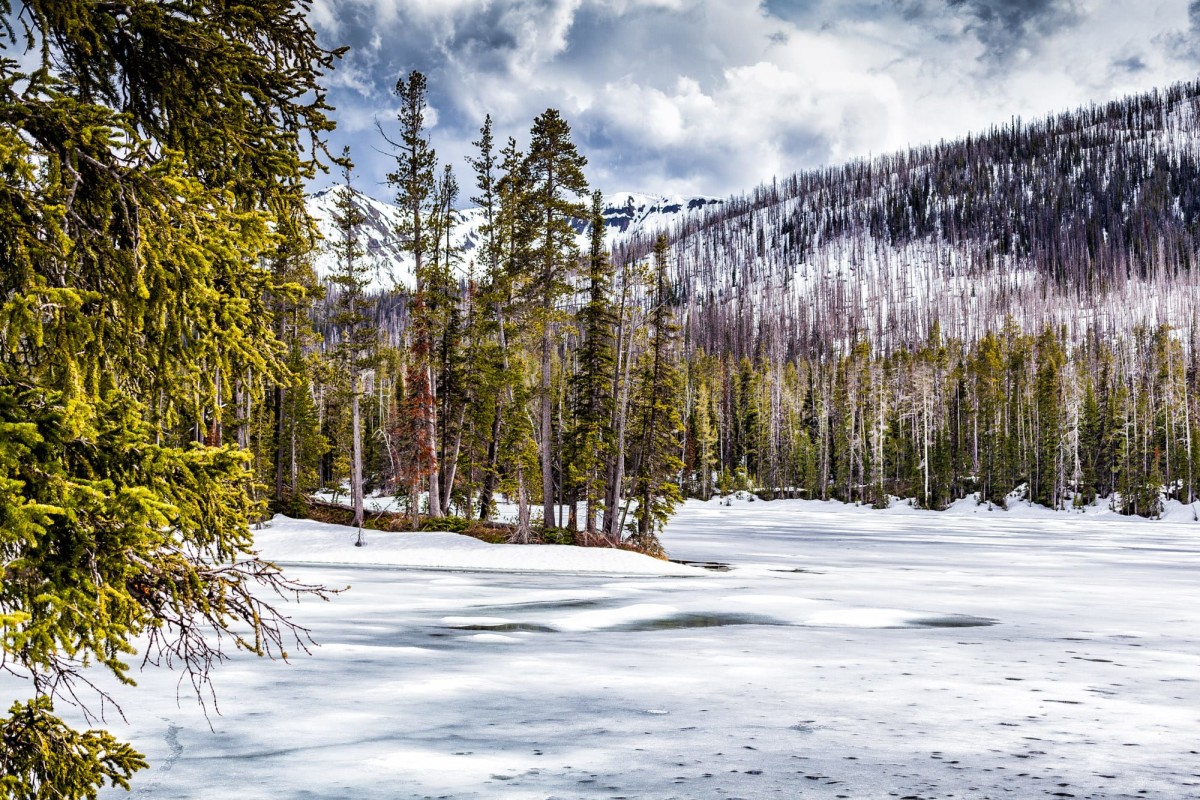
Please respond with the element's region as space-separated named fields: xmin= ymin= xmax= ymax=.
xmin=804 ymin=608 xmax=997 ymax=628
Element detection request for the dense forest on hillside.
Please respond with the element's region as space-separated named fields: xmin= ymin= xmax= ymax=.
xmin=658 ymin=81 xmax=1200 ymax=359
xmin=680 ymin=323 xmax=1197 ymax=514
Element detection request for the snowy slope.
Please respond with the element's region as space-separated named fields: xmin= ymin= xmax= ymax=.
xmin=306 ymin=187 xmax=722 ymax=291
xmin=669 ymin=82 xmax=1200 ymax=353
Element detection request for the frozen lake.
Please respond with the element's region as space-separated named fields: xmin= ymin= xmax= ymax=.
xmin=52 ymin=499 xmax=1200 ymax=797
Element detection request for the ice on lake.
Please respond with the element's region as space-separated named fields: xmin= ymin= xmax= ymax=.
xmin=22 ymin=497 xmax=1200 ymax=798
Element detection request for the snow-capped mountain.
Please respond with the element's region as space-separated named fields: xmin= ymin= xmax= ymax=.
xmin=306 ymin=188 xmax=722 ymax=292
xmin=600 ymin=191 xmax=724 ymax=238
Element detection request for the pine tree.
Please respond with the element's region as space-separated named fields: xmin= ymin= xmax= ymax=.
xmin=689 ymin=371 xmax=718 ymax=500
xmin=628 ymin=235 xmax=684 ymax=551
xmin=524 ymin=109 xmax=589 ymax=528
xmin=1078 ymin=373 xmax=1103 ymax=505
xmin=388 ymin=70 xmax=443 ymax=518
xmin=1033 ymin=327 xmax=1066 ymax=509
xmin=482 ymin=136 xmax=540 ymax=533
xmin=603 ymin=253 xmax=644 ymax=541
xmin=567 ymin=192 xmax=618 ymax=536
xmin=395 ymin=340 xmax=438 ymax=528
xmin=0 ymin=1 xmax=340 ymax=793
xmin=429 ymin=164 xmax=469 ymax=513
xmin=327 ymin=155 xmax=376 ymax=539
xmin=466 ymin=117 xmax=509 ymax=521
xmin=278 ymin=343 xmax=327 ymax=514
xmin=262 ymin=209 xmax=324 ymax=511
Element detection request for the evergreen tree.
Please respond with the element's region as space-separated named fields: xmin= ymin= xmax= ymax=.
xmin=628 ymin=235 xmax=684 ymax=550
xmin=326 ymin=155 xmax=376 ymax=538
xmin=486 ymin=136 xmax=538 ymax=532
xmin=278 ymin=343 xmax=327 ymax=514
xmin=465 ymin=117 xmax=509 ymax=521
xmin=567 ymin=192 xmax=618 ymax=535
xmin=429 ymin=164 xmax=469 ymax=513
xmin=387 ymin=70 xmax=443 ymax=517
xmin=262 ymin=209 xmax=324 ymax=511
xmin=688 ymin=370 xmax=719 ymax=500
xmin=1033 ymin=327 xmax=1066 ymax=509
xmin=1078 ymin=373 xmax=1103 ymax=505
xmin=524 ymin=108 xmax=589 ymax=527
xmin=0 ymin=0 xmax=340 ymax=793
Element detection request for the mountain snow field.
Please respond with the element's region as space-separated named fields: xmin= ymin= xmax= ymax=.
xmin=305 ymin=187 xmax=721 ymax=291
xmin=23 ymin=497 xmax=1198 ymax=799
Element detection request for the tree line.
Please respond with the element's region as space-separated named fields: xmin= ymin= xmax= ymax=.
xmin=676 ymin=321 xmax=1198 ymax=516
xmin=243 ymin=73 xmax=1200 ymax=555
xmin=245 ymin=72 xmax=686 ymax=553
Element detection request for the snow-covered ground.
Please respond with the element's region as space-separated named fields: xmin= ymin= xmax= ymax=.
xmin=16 ymin=497 xmax=1200 ymax=798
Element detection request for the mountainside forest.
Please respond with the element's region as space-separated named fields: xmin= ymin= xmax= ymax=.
xmin=667 ymin=81 xmax=1200 ymax=357
xmin=281 ymin=79 xmax=1200 ymax=530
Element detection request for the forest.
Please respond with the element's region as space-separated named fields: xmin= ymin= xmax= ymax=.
xmin=251 ymin=76 xmax=1200 ymax=541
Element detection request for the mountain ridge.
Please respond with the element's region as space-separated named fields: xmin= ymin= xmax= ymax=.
xmin=306 ymin=187 xmax=723 ymax=291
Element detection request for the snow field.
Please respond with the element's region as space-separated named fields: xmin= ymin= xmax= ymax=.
xmin=8 ymin=496 xmax=1196 ymax=798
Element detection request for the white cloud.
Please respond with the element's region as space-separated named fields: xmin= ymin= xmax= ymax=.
xmin=309 ymin=0 xmax=1200 ymax=200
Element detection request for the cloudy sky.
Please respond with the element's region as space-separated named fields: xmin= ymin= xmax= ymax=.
xmin=308 ymin=0 xmax=1200 ymax=202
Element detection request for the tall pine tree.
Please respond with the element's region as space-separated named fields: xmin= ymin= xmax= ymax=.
xmin=0 ymin=1 xmax=341 ymax=794
xmin=628 ymin=235 xmax=684 ymax=551
xmin=524 ymin=109 xmax=589 ymax=528
xmin=387 ymin=70 xmax=443 ymax=518
xmin=567 ymin=192 xmax=618 ymax=536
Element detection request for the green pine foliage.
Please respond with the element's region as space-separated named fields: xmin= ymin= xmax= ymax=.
xmin=524 ymin=109 xmax=590 ymax=526
xmin=0 ymin=697 xmax=146 ymax=800
xmin=387 ymin=70 xmax=444 ymax=518
xmin=566 ymin=192 xmax=618 ymax=535
xmin=326 ymin=156 xmax=378 ymax=531
xmin=0 ymin=1 xmax=339 ymax=794
xmin=628 ymin=236 xmax=685 ymax=550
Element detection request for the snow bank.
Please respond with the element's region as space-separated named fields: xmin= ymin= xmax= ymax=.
xmin=707 ymin=490 xmax=1200 ymax=524
xmin=251 ymin=515 xmax=707 ymax=577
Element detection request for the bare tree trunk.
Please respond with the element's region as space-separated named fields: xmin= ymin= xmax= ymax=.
xmin=351 ymin=371 xmax=365 ymax=543
xmin=426 ymin=361 xmax=442 ymax=517
xmin=603 ymin=316 xmax=624 ymax=538
xmin=541 ymin=306 xmax=554 ymax=529
xmin=410 ymin=476 xmax=420 ymax=531
xmin=922 ymin=376 xmax=931 ymax=508
xmin=478 ymin=397 xmax=503 ymax=519
xmin=441 ymin=405 xmax=467 ymax=513
xmin=585 ymin=476 xmax=598 ymax=535
xmin=290 ymin=422 xmax=298 ymax=505
xmin=514 ymin=459 xmax=532 ymax=544
xmin=235 ymin=377 xmax=249 ymax=451
xmin=607 ymin=304 xmax=638 ymax=542
xmin=210 ymin=366 xmax=224 ymax=446
xmin=274 ymin=384 xmax=285 ymax=502
xmin=1185 ymin=387 xmax=1194 ymax=503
